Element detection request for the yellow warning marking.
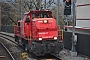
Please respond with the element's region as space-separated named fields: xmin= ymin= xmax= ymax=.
xmin=0 ymin=56 xmax=5 ymax=58
xmin=22 ymin=52 xmax=28 ymax=58
xmin=46 ymin=59 xmax=52 ymax=60
xmin=62 ymin=29 xmax=64 ymax=40
xmin=30 ymin=31 xmax=31 ymax=40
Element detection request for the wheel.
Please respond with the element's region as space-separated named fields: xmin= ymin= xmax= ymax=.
xmin=23 ymin=40 xmax=29 ymax=52
xmin=15 ymin=35 xmax=18 ymax=42
xmin=24 ymin=45 xmax=28 ymax=52
xmin=18 ymin=37 xmax=23 ymax=46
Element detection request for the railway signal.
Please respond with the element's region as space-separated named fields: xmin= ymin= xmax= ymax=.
xmin=63 ymin=0 xmax=71 ymax=15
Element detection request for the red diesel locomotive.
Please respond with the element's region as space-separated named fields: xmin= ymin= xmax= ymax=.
xmin=14 ymin=10 xmax=63 ymax=55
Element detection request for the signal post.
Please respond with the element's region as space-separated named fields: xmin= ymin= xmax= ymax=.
xmin=71 ymin=0 xmax=77 ymax=57
xmin=63 ymin=0 xmax=77 ymax=57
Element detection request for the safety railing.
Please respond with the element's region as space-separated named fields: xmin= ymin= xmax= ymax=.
xmin=58 ymin=25 xmax=64 ymax=41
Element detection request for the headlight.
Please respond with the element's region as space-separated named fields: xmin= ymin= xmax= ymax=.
xmin=54 ymin=37 xmax=57 ymax=40
xmin=39 ymin=38 xmax=42 ymax=40
xmin=44 ymin=20 xmax=48 ymax=23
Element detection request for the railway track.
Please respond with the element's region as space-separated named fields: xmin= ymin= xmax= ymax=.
xmin=0 ymin=32 xmax=90 ymax=60
xmin=0 ymin=32 xmax=17 ymax=45
xmin=0 ymin=32 xmax=62 ymax=60
xmin=0 ymin=41 xmax=15 ymax=60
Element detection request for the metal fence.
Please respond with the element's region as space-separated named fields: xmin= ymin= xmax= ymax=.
xmin=1 ymin=25 xmax=14 ymax=33
xmin=64 ymin=32 xmax=90 ymax=57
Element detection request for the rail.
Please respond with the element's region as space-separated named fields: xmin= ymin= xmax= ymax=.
xmin=0 ymin=41 xmax=15 ymax=60
xmin=0 ymin=33 xmax=18 ymax=45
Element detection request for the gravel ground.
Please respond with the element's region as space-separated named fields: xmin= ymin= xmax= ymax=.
xmin=59 ymin=49 xmax=90 ymax=60
xmin=0 ymin=42 xmax=13 ymax=60
xmin=0 ymin=37 xmax=28 ymax=60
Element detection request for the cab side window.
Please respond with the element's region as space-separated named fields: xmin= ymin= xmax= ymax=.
xmin=18 ymin=22 xmax=20 ymax=26
xmin=26 ymin=16 xmax=30 ymax=23
xmin=26 ymin=18 xmax=30 ymax=23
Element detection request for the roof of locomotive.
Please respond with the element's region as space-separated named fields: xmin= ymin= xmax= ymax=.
xmin=24 ymin=10 xmax=52 ymax=15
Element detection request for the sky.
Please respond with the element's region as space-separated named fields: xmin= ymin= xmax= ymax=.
xmin=0 ymin=0 xmax=14 ymax=2
xmin=41 ymin=0 xmax=63 ymax=7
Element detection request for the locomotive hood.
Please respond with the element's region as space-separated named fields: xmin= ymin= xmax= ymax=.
xmin=32 ymin=18 xmax=58 ymax=40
